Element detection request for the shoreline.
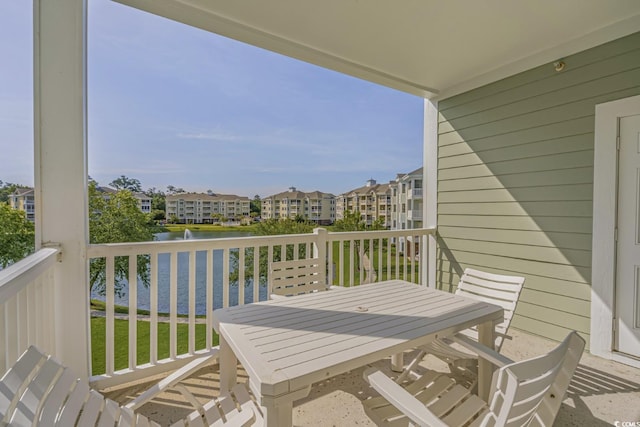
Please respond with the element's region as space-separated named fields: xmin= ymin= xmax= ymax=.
xmin=90 ymin=310 xmax=207 ymax=324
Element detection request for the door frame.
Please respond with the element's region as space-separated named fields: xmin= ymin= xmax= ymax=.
xmin=592 ymin=94 xmax=640 ymax=368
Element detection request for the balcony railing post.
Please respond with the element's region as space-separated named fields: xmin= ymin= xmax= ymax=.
xmin=313 ymin=228 xmax=328 ymax=285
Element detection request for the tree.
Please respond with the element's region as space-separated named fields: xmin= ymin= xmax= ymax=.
xmin=145 ymin=187 xmax=166 ymax=216
xmin=332 ymin=210 xmax=384 ymax=271
xmin=0 ymin=202 xmax=35 ymax=268
xmin=250 ymin=195 xmax=261 ymax=216
xmin=0 ymin=181 xmax=29 ymax=204
xmin=333 ymin=210 xmax=366 ymax=232
xmin=210 ymin=213 xmax=224 ymax=223
xmin=166 ymin=185 xmax=185 ymax=195
xmin=109 ymin=175 xmax=142 ymax=193
xmin=230 ymin=219 xmax=314 ymax=286
xmin=88 ymin=181 xmax=154 ymax=296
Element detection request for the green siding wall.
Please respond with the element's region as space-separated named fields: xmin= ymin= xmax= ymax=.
xmin=436 ymin=31 xmax=640 ymax=346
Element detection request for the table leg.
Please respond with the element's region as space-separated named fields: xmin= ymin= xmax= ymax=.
xmin=391 ymin=352 xmax=404 ymax=372
xmin=219 ymin=335 xmax=237 ymax=393
xmin=477 ymin=320 xmax=495 ymax=401
xmin=263 ymin=400 xmax=293 ymax=427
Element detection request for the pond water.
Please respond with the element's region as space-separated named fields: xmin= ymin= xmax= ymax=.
xmin=91 ymin=230 xmax=269 ymax=315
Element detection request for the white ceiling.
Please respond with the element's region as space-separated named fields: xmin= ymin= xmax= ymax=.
xmin=115 ymin=0 xmax=640 ymax=98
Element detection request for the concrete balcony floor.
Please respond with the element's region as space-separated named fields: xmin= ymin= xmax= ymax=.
xmin=102 ymin=329 xmax=640 ymax=426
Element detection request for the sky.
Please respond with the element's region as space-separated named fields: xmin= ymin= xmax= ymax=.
xmin=0 ymin=1 xmax=423 ymax=198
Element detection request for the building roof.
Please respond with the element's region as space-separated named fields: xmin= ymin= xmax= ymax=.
xmin=166 ymin=192 xmax=249 ymax=202
xmin=340 ymin=180 xmax=391 ymax=197
xmin=12 ymin=188 xmax=34 ymax=197
xmin=264 ymin=188 xmax=335 ymax=200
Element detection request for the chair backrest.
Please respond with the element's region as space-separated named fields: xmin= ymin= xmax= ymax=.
xmin=269 ymin=258 xmax=326 ymax=297
xmin=455 ymin=268 xmax=525 ymax=350
xmin=1 ymin=346 xmax=256 ymax=427
xmin=485 ymin=331 xmax=585 ymax=427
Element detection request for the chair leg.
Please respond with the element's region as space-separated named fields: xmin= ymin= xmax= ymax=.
xmin=174 ymin=383 xmax=204 ymax=414
xmin=395 ymin=349 xmax=427 ymax=383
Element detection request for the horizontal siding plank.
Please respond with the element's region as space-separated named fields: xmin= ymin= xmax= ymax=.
xmin=438 ymin=151 xmax=594 ymax=180
xmin=438 ymin=215 xmax=593 ymax=234
xmin=438 ymin=226 xmax=592 ymax=251
xmin=438 ymin=167 xmax=593 ymax=191
xmin=515 ymin=302 xmax=590 ymax=334
xmin=439 ymin=184 xmax=593 ymax=203
xmin=441 ymin=237 xmax=591 ymax=268
xmin=434 ymin=263 xmax=592 ymax=300
xmin=439 ymin=31 xmax=640 ymax=111
xmin=511 ymin=318 xmax=590 ymax=347
xmin=438 ymin=201 xmax=593 ymax=217
xmin=439 ymin=66 xmax=640 ymax=132
xmin=439 ymin=134 xmax=592 ymax=169
xmin=435 ymin=249 xmax=590 ymax=283
xmin=439 ymin=87 xmax=640 ymax=140
xmin=440 ymin=48 xmax=640 ymax=121
xmin=520 ymin=288 xmax=590 ymax=318
xmin=439 ymin=116 xmax=593 ymax=148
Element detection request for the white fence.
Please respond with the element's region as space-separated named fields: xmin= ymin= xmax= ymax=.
xmin=0 ymin=247 xmax=60 ymax=375
xmin=86 ymin=227 xmax=434 ymax=387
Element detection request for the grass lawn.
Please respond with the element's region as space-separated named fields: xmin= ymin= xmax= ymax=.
xmin=90 ymin=317 xmax=216 ymax=376
xmin=330 ymin=241 xmax=420 ymax=286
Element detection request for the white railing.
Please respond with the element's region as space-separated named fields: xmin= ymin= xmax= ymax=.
xmin=0 ymin=247 xmax=60 ymax=376
xmin=87 ymin=227 xmax=434 ymax=387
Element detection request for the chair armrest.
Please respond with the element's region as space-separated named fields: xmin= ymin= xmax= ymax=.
xmin=450 ymin=334 xmax=513 ymax=367
xmin=125 ymin=349 xmax=219 ymax=411
xmin=364 ymin=368 xmax=448 ymax=427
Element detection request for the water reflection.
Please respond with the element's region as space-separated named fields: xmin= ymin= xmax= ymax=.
xmin=91 ymin=230 xmax=268 ymax=314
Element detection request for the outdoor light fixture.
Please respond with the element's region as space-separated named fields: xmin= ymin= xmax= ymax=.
xmin=554 ymin=61 xmax=566 ymax=72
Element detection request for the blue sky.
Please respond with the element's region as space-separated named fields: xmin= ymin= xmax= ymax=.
xmin=1 ymin=0 xmax=423 ymax=197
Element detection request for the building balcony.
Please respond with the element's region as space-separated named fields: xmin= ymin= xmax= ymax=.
xmin=408 ymin=188 xmax=423 ymax=199
xmin=407 ymin=209 xmax=423 ymax=220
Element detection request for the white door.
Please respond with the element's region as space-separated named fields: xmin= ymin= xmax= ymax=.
xmin=616 ymin=113 xmax=640 ymax=357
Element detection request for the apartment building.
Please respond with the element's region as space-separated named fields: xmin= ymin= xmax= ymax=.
xmin=97 ymin=187 xmax=152 ymax=214
xmin=165 ymin=193 xmax=251 ymax=224
xmin=390 ymin=167 xmax=423 ymax=231
xmin=9 ymin=188 xmax=35 ymax=222
xmin=390 ymin=167 xmax=423 ymax=253
xmin=335 ymin=179 xmax=392 ymax=228
xmin=261 ymin=187 xmax=335 ymax=225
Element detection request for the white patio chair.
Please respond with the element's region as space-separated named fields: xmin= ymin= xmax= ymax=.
xmin=397 ymin=268 xmax=525 ymax=383
xmin=364 ymin=330 xmax=585 ymax=427
xmin=0 ymin=345 xmax=262 ymax=426
xmin=269 ymin=258 xmax=328 ymax=298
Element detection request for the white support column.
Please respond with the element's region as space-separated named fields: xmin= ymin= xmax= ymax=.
xmin=34 ymin=0 xmax=90 ymax=378
xmin=423 ymin=99 xmax=438 ymax=288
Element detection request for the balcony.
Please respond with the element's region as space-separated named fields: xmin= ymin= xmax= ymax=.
xmin=7 ymin=2 xmax=640 ymax=425
xmin=1 ymin=245 xmax=636 ymax=425
xmin=407 ymin=209 xmax=422 ymax=220
xmin=408 ymin=188 xmax=423 ymax=199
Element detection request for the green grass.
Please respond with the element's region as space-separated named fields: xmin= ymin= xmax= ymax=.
xmin=330 ymin=241 xmax=420 ymax=286
xmin=90 ymin=317 xmax=216 ymax=376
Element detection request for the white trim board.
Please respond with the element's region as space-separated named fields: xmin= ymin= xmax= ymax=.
xmin=592 ymin=94 xmax=640 ymax=366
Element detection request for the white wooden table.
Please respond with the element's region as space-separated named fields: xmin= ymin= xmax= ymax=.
xmin=213 ymin=280 xmax=503 ymax=427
